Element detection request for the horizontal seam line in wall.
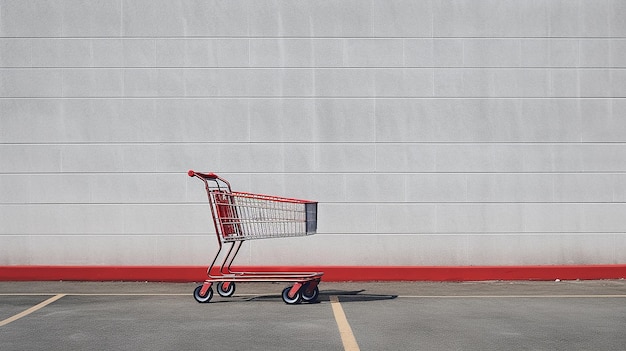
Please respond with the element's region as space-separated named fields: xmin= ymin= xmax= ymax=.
xmin=3 ymin=67 xmax=626 ymax=69
xmin=1 ymin=232 xmax=624 ymax=236
xmin=4 ymin=171 xmax=626 ymax=175
xmin=2 ymin=36 xmax=626 ymax=40
xmin=1 ymin=97 xmax=623 ymax=99
xmin=3 ymin=202 xmax=626 ymax=205
xmin=3 ymin=141 xmax=626 ymax=145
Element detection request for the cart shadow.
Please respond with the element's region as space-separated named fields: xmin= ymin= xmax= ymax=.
xmin=244 ymin=289 xmax=397 ymax=303
xmin=321 ymin=289 xmax=398 ymax=303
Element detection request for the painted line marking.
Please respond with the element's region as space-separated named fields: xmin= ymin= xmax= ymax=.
xmin=1 ymin=293 xmax=625 ymax=298
xmin=330 ymin=295 xmax=360 ymax=351
xmin=0 ymin=294 xmax=65 ymax=327
xmin=398 ymin=295 xmax=626 ymax=298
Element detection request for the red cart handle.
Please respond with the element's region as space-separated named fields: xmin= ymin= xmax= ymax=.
xmin=188 ymin=170 xmax=218 ymax=179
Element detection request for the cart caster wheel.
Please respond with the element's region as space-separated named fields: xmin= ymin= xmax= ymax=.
xmin=193 ymin=285 xmax=213 ymax=303
xmin=301 ymin=283 xmax=320 ymax=303
xmin=217 ymin=282 xmax=236 ymax=297
xmin=281 ymin=286 xmax=302 ymax=305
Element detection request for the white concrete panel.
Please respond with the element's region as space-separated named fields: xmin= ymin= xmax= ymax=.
xmin=373 ymin=69 xmax=434 ymax=97
xmin=156 ymin=39 xmax=250 ymax=68
xmin=579 ymin=69 xmax=612 ymax=97
xmin=0 ymin=145 xmax=63 ymax=173
xmin=249 ymin=99 xmax=315 ymax=142
xmin=403 ymin=39 xmax=434 ymax=67
xmin=316 ymin=204 xmax=377 ymax=234
xmin=92 ymin=40 xmax=124 ymax=67
xmin=466 ymin=233 xmax=618 ymax=266
xmin=433 ymin=40 xmax=463 ymax=67
xmin=31 ymin=39 xmax=91 ymax=67
xmin=1 ymin=0 xmax=624 ymax=269
xmin=250 ymin=39 xmax=313 ymax=68
xmin=553 ymin=174 xmax=616 ymax=203
xmin=312 ymin=40 xmax=344 ymax=67
xmin=513 ymin=39 xmax=581 ymax=69
xmin=314 ymin=69 xmax=374 ymax=97
xmin=611 ymin=0 xmax=626 ymax=36
xmin=0 ymin=204 xmax=210 ymax=235
xmin=6 ymin=142 xmax=626 ymax=176
xmin=522 ymin=204 xmax=626 ymax=233
xmin=62 ymin=69 xmax=124 ymax=97
xmin=308 ymin=0 xmax=373 ymax=37
xmin=548 ymin=0 xmax=580 ymax=37
xmin=0 ymin=175 xmax=31 ymax=204
xmin=375 ymin=144 xmax=437 ymax=173
xmin=343 ymin=39 xmax=404 ymax=67
xmin=122 ymin=0 xmax=185 ymax=37
xmin=0 ymin=99 xmax=64 ymax=143
xmin=372 ymin=0 xmax=432 ymax=37
xmin=61 ymin=0 xmax=122 ymax=37
xmin=121 ymin=40 xmax=156 ymax=67
xmin=615 ymin=233 xmax=626 ymax=262
xmin=376 ymin=204 xmax=437 ymax=234
xmin=0 ymin=69 xmax=62 ymax=97
xmin=466 ymin=174 xmax=552 ymax=203
xmin=314 ymin=144 xmax=376 ymax=172
xmin=0 ymin=204 xmax=125 ymax=235
xmin=154 ymin=144 xmax=221 ymax=173
xmin=581 ymin=100 xmax=626 ymax=141
xmin=314 ymin=99 xmax=376 ymax=142
xmin=0 ymin=235 xmax=214 ymax=266
xmin=612 ymin=41 xmax=626 ymax=67
xmin=519 ymin=99 xmax=582 ymax=141
xmin=156 ymin=234 xmax=218 ymax=266
xmin=609 ymin=70 xmax=626 ymax=97
xmin=463 ymin=39 xmax=521 ymax=67
xmin=580 ymin=0 xmax=611 ymax=37
xmin=248 ymin=234 xmax=471 ymax=266
xmin=580 ymin=40 xmax=611 ymax=67
xmin=0 ymin=0 xmax=63 ymax=37
xmin=435 ymin=204 xmax=525 ymax=234
xmin=155 ymin=99 xmax=250 ymax=142
xmin=405 ymin=174 xmax=467 ymax=203
xmin=283 ymin=174 xmax=345 ymax=203
xmin=282 ymin=145 xmax=316 ymax=174
xmin=0 ymin=236 xmax=32 ymax=265
xmin=0 ymin=39 xmax=32 ymax=67
xmin=433 ymin=0 xmax=549 ymax=38
xmin=344 ymin=174 xmax=406 ymax=203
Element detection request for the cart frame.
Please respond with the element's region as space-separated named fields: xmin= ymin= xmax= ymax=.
xmin=188 ymin=170 xmax=323 ymax=304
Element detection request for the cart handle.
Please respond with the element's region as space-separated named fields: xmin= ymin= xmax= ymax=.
xmin=188 ymin=170 xmax=218 ymax=179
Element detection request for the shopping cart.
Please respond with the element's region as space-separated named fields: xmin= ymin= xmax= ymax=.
xmin=188 ymin=170 xmax=323 ymax=304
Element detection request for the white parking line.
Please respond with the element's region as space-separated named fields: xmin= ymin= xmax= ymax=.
xmin=0 ymin=294 xmax=66 ymax=327
xmin=398 ymin=295 xmax=626 ymax=298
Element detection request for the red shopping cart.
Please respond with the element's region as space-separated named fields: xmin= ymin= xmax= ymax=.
xmin=188 ymin=170 xmax=323 ymax=304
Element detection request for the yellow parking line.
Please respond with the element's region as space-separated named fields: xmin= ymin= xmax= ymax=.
xmin=0 ymin=294 xmax=65 ymax=327
xmin=330 ymin=295 xmax=360 ymax=351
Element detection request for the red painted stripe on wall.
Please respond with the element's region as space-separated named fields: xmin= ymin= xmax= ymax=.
xmin=1 ymin=265 xmax=625 ymax=282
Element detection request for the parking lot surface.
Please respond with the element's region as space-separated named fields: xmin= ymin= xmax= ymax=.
xmin=1 ymin=280 xmax=625 ymax=350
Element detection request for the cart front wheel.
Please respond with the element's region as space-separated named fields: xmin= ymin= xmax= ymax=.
xmin=301 ymin=283 xmax=320 ymax=303
xmin=217 ymin=282 xmax=236 ymax=297
xmin=281 ymin=286 xmax=302 ymax=305
xmin=193 ymin=285 xmax=213 ymax=303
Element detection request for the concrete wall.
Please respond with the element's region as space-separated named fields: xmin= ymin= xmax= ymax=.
xmin=1 ymin=0 xmax=626 ymax=267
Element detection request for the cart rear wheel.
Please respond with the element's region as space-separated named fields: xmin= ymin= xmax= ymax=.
xmin=193 ymin=285 xmax=213 ymax=303
xmin=281 ymin=286 xmax=302 ymax=305
xmin=217 ymin=282 xmax=236 ymax=297
xmin=301 ymin=283 xmax=320 ymax=303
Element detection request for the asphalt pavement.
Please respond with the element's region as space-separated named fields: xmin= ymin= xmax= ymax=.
xmin=1 ymin=280 xmax=625 ymax=350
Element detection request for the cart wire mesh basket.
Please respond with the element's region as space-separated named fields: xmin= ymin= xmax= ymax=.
xmin=188 ymin=170 xmax=323 ymax=305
